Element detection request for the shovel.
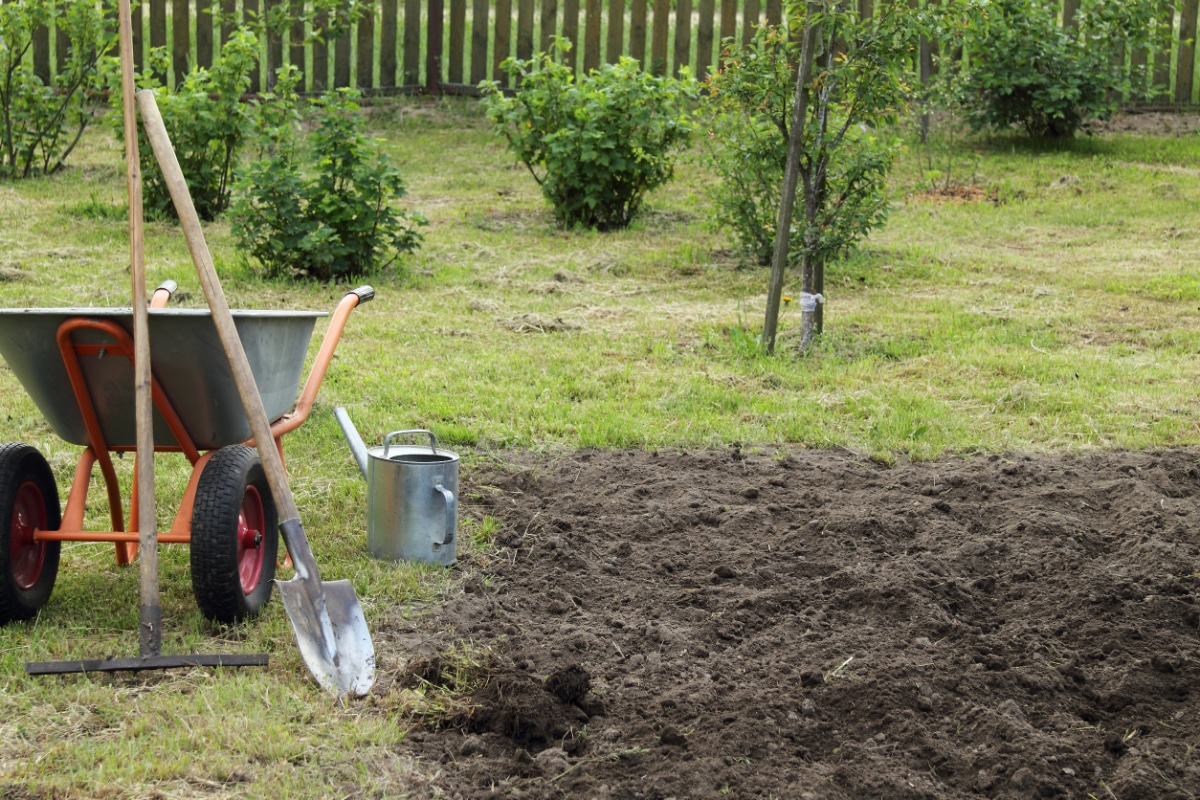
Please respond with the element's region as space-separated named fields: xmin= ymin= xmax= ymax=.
xmin=134 ymin=91 xmax=374 ymax=697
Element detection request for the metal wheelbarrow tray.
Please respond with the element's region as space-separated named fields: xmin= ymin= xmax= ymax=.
xmin=0 ymin=307 xmax=322 ymax=450
xmin=0 ymin=285 xmax=373 ymax=628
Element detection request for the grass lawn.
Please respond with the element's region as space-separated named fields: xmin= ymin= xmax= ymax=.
xmin=0 ymin=97 xmax=1198 ymax=795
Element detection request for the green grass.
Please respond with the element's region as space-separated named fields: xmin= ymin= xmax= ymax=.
xmin=2 ymin=97 xmax=1200 ymax=794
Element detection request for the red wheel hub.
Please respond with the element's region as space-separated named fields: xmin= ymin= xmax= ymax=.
xmin=10 ymin=480 xmax=47 ymax=591
xmin=236 ymin=485 xmax=266 ymax=595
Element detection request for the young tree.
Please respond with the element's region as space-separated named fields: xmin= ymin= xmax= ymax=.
xmin=704 ymin=1 xmax=936 ymax=352
xmin=0 ymin=0 xmax=116 ymax=178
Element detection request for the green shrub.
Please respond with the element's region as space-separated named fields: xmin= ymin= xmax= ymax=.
xmin=123 ymin=29 xmax=262 ymax=220
xmin=946 ymin=0 xmax=1166 ymax=138
xmin=481 ymin=38 xmax=698 ymax=231
xmin=0 ymin=0 xmax=115 ymax=179
xmin=230 ymin=90 xmax=426 ymax=282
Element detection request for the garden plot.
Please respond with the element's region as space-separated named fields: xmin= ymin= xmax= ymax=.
xmin=374 ymin=447 xmax=1200 ymax=799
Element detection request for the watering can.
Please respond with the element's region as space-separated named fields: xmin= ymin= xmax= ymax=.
xmin=334 ymin=408 xmax=458 ymax=566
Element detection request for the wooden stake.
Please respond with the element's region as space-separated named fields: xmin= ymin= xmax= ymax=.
xmin=762 ymin=3 xmax=820 ymax=354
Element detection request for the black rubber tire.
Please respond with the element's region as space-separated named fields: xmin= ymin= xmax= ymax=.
xmin=190 ymin=445 xmax=279 ymax=624
xmin=0 ymin=442 xmax=61 ymax=625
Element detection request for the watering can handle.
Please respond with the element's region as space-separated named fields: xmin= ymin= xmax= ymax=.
xmin=382 ymin=429 xmax=438 ymax=458
xmin=433 ymin=480 xmax=456 ymax=546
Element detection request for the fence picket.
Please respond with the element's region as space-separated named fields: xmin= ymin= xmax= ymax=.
xmin=1131 ymin=45 xmax=1147 ymax=101
xmin=651 ymin=0 xmax=668 ymax=74
xmin=607 ymin=0 xmax=626 ymax=64
xmin=197 ymin=0 xmax=214 ymax=69
xmin=1061 ymin=0 xmax=1080 ymax=27
xmin=152 ymin=0 xmax=169 ymax=83
xmin=448 ymin=0 xmax=465 ymax=83
xmin=404 ymin=0 xmax=421 ymax=85
xmin=1179 ymin=0 xmax=1199 ymax=104
xmin=359 ymin=1 xmax=376 ymax=87
xmin=334 ymin=21 xmax=351 ymax=89
xmin=218 ymin=0 xmax=234 ymax=44
xmin=518 ymin=0 xmax=535 ymax=60
xmin=379 ymin=0 xmax=396 ymax=88
xmin=52 ymin=15 xmax=66 ymax=74
xmin=494 ymin=0 xmax=512 ymax=82
xmin=427 ymin=0 xmax=444 ymax=90
xmin=312 ymin=7 xmax=329 ymax=90
xmin=33 ymin=22 xmax=50 ymax=84
xmin=766 ymin=0 xmax=781 ymax=27
xmin=696 ymin=0 xmax=714 ymax=79
xmin=542 ymin=0 xmax=558 ymax=52
xmin=719 ymin=0 xmax=734 ymax=48
xmin=56 ymin=13 xmax=70 ymax=73
xmin=131 ymin=0 xmax=144 ymax=71
xmin=583 ymin=0 xmax=601 ymax=71
xmin=1147 ymin=4 xmax=1166 ymax=101
xmin=267 ymin=0 xmax=285 ymax=84
xmin=289 ymin=0 xmax=305 ymax=85
xmin=743 ymin=0 xmax=759 ymax=46
xmin=172 ymin=0 xmax=189 ymax=84
xmin=673 ymin=0 xmax=691 ymax=76
xmin=630 ymin=0 xmax=648 ymax=67
xmin=563 ymin=0 xmax=580 ymax=69
xmin=471 ymin=0 xmax=489 ymax=83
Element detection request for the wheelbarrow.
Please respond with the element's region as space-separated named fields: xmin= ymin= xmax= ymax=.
xmin=0 ymin=282 xmax=373 ymax=626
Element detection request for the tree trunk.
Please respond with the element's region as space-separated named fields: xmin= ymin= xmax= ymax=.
xmin=761 ymin=2 xmax=820 ymax=355
xmin=797 ymin=189 xmax=822 ymax=351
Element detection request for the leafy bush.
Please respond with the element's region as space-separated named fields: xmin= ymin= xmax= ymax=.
xmin=0 ymin=0 xmax=115 ymax=178
xmin=124 ymin=29 xmax=262 ymax=220
xmin=946 ymin=0 xmax=1167 ymax=138
xmin=701 ymin=23 xmax=901 ymax=269
xmin=481 ymin=39 xmax=698 ymax=231
xmin=230 ymin=89 xmax=426 ymax=281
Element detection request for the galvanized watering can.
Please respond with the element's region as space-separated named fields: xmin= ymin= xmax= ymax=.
xmin=334 ymin=408 xmax=458 ymax=566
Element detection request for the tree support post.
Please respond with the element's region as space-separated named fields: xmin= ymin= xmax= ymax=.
xmin=762 ymin=2 xmax=820 ymax=355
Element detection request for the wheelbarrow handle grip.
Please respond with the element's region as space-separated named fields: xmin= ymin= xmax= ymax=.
xmin=349 ymin=286 xmax=374 ymax=305
xmin=149 ymin=280 xmax=177 ymax=309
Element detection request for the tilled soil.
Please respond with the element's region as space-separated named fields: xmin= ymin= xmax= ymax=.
xmin=373 ymin=447 xmax=1200 ymax=799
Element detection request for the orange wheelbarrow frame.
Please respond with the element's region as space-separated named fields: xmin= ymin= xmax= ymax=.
xmin=32 ymin=285 xmax=370 ymax=567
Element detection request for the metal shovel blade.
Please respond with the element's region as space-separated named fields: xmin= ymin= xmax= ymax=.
xmin=275 ymin=517 xmax=375 ymax=697
xmin=276 ymin=576 xmax=375 ymax=697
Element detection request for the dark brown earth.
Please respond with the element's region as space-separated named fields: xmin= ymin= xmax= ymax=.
xmin=371 ymin=447 xmax=1200 ymax=799
xmin=1091 ymin=111 xmax=1200 ymax=137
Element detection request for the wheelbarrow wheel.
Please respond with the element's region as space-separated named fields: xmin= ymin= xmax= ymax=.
xmin=0 ymin=442 xmax=61 ymax=625
xmin=191 ymin=445 xmax=279 ymax=624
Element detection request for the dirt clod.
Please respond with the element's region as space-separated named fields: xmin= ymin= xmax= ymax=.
xmin=659 ymin=725 xmax=687 ymax=747
xmin=543 ymin=665 xmax=590 ymax=706
xmin=466 ymin=668 xmax=569 ymax=744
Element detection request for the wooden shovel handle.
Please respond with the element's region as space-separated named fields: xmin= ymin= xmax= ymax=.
xmin=134 ymin=90 xmax=301 ymax=526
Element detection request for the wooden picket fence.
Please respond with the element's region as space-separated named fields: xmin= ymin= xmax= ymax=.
xmin=28 ymin=0 xmax=1200 ymax=105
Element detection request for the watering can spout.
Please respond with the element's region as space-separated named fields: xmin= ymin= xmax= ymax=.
xmin=334 ymin=407 xmax=369 ymax=479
